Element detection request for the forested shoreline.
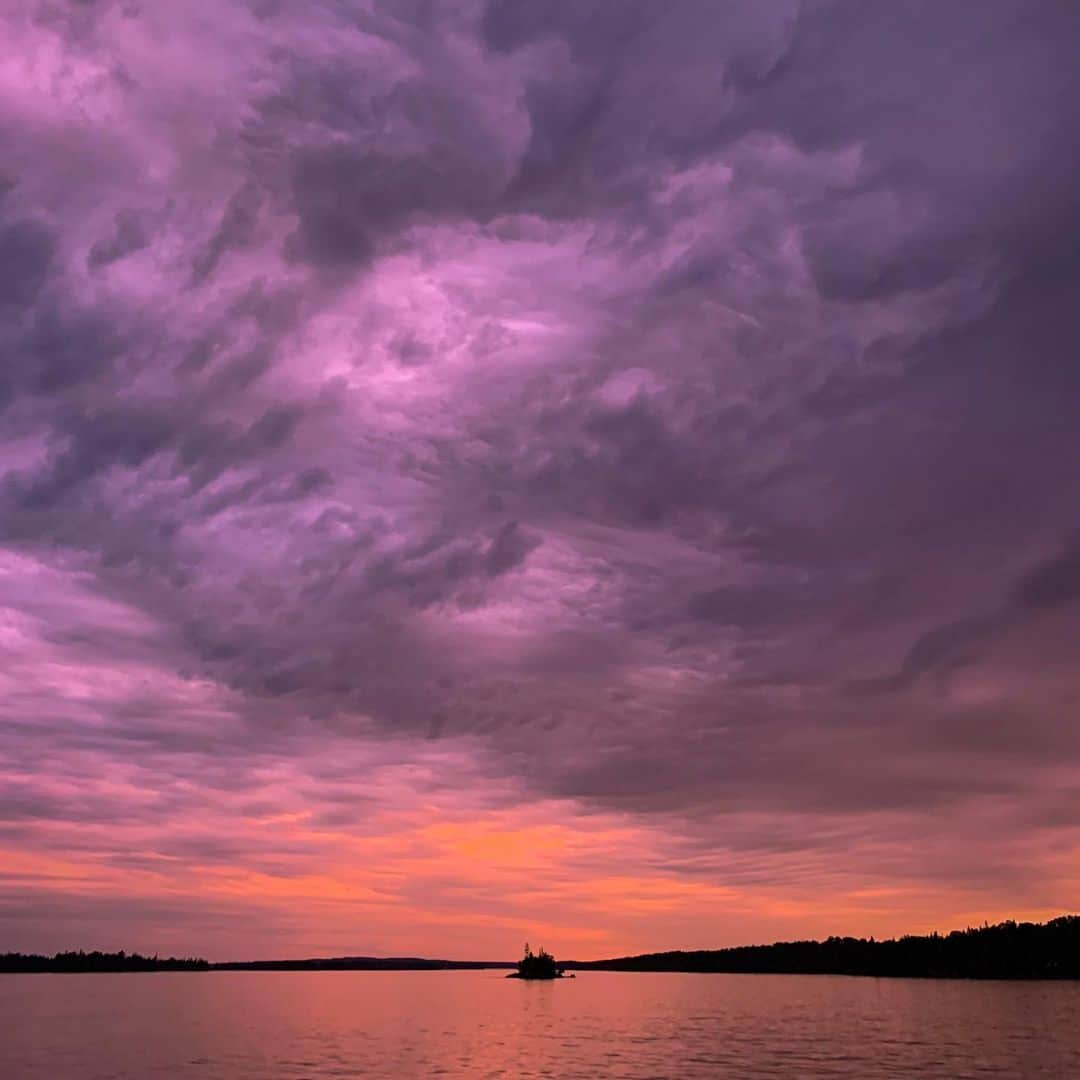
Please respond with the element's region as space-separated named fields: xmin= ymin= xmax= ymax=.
xmin=4 ymin=916 xmax=1077 ymax=979
xmin=570 ymin=916 xmax=1080 ymax=979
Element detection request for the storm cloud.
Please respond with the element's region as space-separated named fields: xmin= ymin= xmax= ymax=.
xmin=1 ymin=0 xmax=1078 ymax=959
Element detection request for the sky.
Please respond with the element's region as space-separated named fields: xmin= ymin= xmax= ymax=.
xmin=1 ymin=0 xmax=1079 ymax=963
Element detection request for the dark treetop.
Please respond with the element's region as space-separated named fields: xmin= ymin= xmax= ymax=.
xmin=0 ymin=951 xmax=209 ymax=973
xmin=507 ymin=943 xmax=566 ymax=980
xmin=564 ymin=916 xmax=1080 ymax=980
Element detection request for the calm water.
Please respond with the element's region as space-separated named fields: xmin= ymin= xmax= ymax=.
xmin=2 ymin=970 xmax=1078 ymax=1078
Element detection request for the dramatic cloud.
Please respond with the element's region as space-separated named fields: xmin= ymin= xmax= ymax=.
xmin=1 ymin=0 xmax=1078 ymax=959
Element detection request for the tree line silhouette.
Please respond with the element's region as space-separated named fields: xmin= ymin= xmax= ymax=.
xmin=0 ymin=950 xmax=209 ymax=973
xmin=0 ymin=950 xmax=510 ymax=973
xmin=567 ymin=916 xmax=1080 ymax=979
xmin=3 ymin=915 xmax=1077 ymax=978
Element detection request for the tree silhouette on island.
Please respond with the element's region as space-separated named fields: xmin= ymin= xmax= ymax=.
xmin=507 ymin=942 xmax=572 ymax=979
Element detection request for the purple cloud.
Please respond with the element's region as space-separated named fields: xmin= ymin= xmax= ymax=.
xmin=1 ymin=0 xmax=1079 ymax=958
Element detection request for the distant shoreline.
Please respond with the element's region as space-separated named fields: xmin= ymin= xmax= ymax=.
xmin=3 ymin=915 xmax=1077 ymax=979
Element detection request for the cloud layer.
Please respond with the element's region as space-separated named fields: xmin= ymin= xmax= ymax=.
xmin=1 ymin=0 xmax=1079 ymax=959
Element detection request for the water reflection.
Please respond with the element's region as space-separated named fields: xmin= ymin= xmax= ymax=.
xmin=2 ymin=970 xmax=1078 ymax=1078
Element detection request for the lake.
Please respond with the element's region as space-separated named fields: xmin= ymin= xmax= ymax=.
xmin=2 ymin=970 xmax=1078 ymax=1078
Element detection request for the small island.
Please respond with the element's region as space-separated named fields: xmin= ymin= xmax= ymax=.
xmin=506 ymin=943 xmax=572 ymax=980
